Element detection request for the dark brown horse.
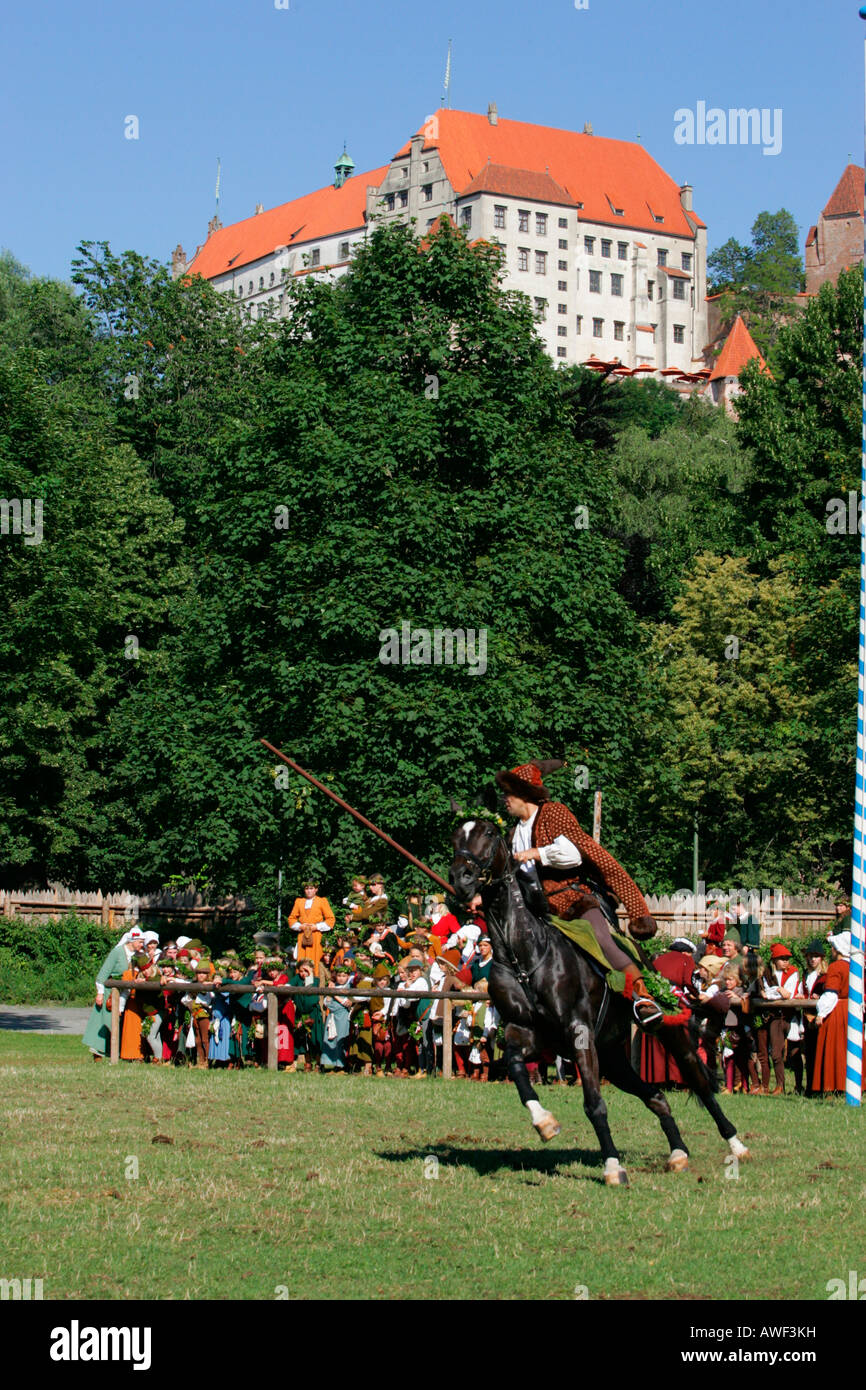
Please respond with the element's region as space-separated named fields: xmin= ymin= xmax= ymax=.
xmin=449 ymin=817 xmax=750 ymax=1185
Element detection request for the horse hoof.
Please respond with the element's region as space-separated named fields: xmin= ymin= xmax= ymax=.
xmin=728 ymin=1136 xmax=750 ymax=1160
xmin=665 ymin=1149 xmax=689 ymax=1173
xmin=533 ymin=1112 xmax=561 ymax=1143
xmin=603 ymin=1159 xmax=629 ymax=1186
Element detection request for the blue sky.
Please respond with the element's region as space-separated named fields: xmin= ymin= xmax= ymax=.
xmin=3 ymin=0 xmax=863 ymax=283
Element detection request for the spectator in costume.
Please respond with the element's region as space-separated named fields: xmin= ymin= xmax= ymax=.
xmin=185 ymin=963 xmax=214 ymax=1067
xmin=120 ymin=953 xmax=151 ymax=1062
xmin=639 ymin=939 xmax=699 ymax=1087
xmin=343 ymin=876 xmax=368 ymax=926
xmin=428 ymin=897 xmax=460 ymax=948
xmin=208 ymin=961 xmax=234 ymax=1068
xmin=369 ymin=962 xmax=394 ymax=1076
xmin=289 ymin=881 xmax=334 ymax=969
xmin=400 ymin=958 xmax=435 ymax=1078
xmin=801 ymin=940 xmax=827 ymax=1096
xmin=82 ymin=927 xmax=146 ymax=1059
xmin=346 ymin=875 xmax=388 ymax=927
xmin=290 ymin=958 xmax=323 ymax=1071
xmin=320 ymin=965 xmax=353 ymax=1071
xmin=754 ymin=944 xmax=799 ymax=1095
xmin=813 ymin=931 xmax=863 ymax=1095
xmin=261 ymin=960 xmax=296 ymax=1069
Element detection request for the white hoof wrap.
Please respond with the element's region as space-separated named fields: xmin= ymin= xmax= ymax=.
xmin=728 ymin=1135 xmax=749 ymax=1160
xmin=603 ymin=1157 xmax=629 ymax=1186
xmin=533 ymin=1110 xmax=561 ymax=1143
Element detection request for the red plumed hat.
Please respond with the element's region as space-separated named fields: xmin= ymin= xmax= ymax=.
xmin=495 ymin=759 xmax=565 ymax=804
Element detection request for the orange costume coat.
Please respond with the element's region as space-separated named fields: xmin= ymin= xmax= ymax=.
xmin=288 ymin=896 xmax=335 ymax=931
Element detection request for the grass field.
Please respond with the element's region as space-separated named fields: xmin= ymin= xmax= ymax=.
xmin=1 ymin=1033 xmax=863 ymax=1301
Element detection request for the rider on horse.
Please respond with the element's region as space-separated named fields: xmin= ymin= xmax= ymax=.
xmin=492 ymin=759 xmax=663 ymax=1027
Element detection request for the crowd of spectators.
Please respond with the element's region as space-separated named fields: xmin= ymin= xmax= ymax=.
xmin=83 ymin=879 xmax=860 ymax=1097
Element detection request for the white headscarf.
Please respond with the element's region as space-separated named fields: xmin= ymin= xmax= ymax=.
xmin=828 ymin=930 xmax=852 ymax=960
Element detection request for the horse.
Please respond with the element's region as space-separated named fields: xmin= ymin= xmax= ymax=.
xmin=449 ymin=817 xmax=750 ymax=1185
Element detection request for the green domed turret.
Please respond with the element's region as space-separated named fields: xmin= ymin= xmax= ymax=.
xmin=334 ymin=145 xmax=355 ymax=189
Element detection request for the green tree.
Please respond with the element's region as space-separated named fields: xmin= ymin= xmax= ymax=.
xmin=110 ymin=218 xmax=656 ymax=897
xmin=638 ymin=555 xmax=836 ymax=890
xmin=0 ymin=347 xmax=189 ymax=886
xmin=708 ymin=210 xmax=804 ymax=359
xmin=606 ymin=401 xmax=749 ymax=620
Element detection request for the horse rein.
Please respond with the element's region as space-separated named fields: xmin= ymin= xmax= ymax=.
xmin=454 ymin=828 xmax=551 ymax=992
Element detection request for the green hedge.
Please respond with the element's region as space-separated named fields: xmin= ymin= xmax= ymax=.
xmin=0 ymin=914 xmax=118 ymax=1005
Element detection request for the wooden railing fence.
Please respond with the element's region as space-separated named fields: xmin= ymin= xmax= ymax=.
xmin=104 ymin=980 xmax=486 ymax=1081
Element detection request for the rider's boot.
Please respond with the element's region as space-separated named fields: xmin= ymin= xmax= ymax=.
xmin=624 ymin=963 xmax=663 ymax=1029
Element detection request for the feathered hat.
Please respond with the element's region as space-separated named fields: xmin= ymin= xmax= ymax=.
xmin=494 ymin=758 xmax=565 ymax=804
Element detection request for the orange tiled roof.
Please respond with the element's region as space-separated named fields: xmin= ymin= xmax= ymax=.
xmin=823 ymin=164 xmax=864 ymax=219
xmin=460 ymin=163 xmax=578 ymax=207
xmin=660 ymin=266 xmax=690 ymax=278
xmin=805 ymin=224 xmax=817 ymax=247
xmin=394 ymin=109 xmax=703 ymax=236
xmin=709 ymin=314 xmax=768 ymax=382
xmin=187 ymin=165 xmax=390 ymax=279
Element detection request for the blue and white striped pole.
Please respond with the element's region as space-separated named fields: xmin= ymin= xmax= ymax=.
xmin=849 ymin=6 xmax=866 ymax=1106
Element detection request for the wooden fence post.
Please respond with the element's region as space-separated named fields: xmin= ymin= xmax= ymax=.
xmin=267 ymin=992 xmax=278 ymax=1072
xmin=442 ymin=998 xmax=452 ymax=1080
xmin=110 ymin=989 xmax=120 ymax=1064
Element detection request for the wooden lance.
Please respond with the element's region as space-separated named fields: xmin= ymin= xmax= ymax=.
xmin=260 ymin=739 xmax=454 ymax=895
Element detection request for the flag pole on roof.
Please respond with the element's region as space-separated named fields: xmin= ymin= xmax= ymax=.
xmin=442 ymin=38 xmax=452 ymax=109
xmin=215 ymin=157 xmax=221 ymax=219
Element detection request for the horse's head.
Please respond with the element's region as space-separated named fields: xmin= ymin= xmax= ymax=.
xmin=449 ymin=818 xmax=510 ymax=905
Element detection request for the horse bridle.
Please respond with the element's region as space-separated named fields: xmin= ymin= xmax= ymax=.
xmin=452 ymin=829 xmax=510 ymax=888
xmin=454 ymin=826 xmax=552 ymax=991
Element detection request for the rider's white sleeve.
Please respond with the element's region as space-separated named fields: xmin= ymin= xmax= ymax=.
xmin=537 ymin=835 xmax=583 ymax=869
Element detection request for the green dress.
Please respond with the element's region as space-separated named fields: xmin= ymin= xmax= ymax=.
xmin=289 ymin=973 xmax=323 ymax=1055
xmin=229 ymin=970 xmax=256 ymax=1064
xmin=82 ymin=941 xmax=133 ymax=1056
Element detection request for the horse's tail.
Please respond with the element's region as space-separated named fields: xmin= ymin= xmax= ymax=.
xmin=661 ymin=1019 xmax=721 ymax=1103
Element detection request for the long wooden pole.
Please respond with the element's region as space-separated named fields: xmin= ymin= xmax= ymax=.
xmin=109 ymin=988 xmax=120 ymax=1064
xmin=260 ymin=739 xmax=454 ymax=894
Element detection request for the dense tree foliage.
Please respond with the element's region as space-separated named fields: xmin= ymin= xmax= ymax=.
xmin=0 ymin=236 xmax=859 ymax=902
